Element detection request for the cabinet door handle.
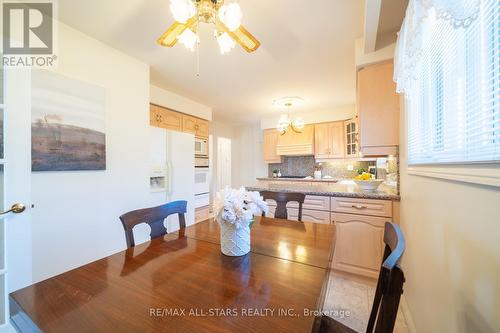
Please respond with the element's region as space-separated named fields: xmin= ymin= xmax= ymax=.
xmin=352 ymin=205 xmax=367 ymax=209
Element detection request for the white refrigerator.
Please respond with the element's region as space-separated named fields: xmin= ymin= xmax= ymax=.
xmin=150 ymin=127 xmax=195 ymax=231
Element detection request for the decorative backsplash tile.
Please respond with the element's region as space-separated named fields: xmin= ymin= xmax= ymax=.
xmin=268 ymin=156 xmax=378 ymax=179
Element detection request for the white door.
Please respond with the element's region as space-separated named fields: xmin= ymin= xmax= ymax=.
xmin=0 ymin=66 xmax=33 ymax=330
xmin=216 ymin=137 xmax=231 ymax=192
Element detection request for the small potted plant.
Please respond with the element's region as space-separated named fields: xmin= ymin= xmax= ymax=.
xmin=272 ymin=169 xmax=279 ymax=178
xmin=213 ymin=187 xmax=268 ymax=256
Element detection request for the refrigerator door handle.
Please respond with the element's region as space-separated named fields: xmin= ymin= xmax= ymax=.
xmin=166 ymin=160 xmax=173 ymax=196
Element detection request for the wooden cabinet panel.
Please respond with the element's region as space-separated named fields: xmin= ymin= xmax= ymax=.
xmin=276 ymin=125 xmax=314 ymax=156
xmin=182 ymin=114 xmax=198 ymax=134
xmin=263 ymin=129 xmax=281 ymax=163
xmin=314 ymin=122 xmax=345 ymax=159
xmin=150 ymin=104 xmax=182 ymax=131
xmin=182 ymin=114 xmax=209 ymax=138
xmin=265 ymin=206 xmax=330 ymax=224
xmin=314 ymin=123 xmax=330 ymax=158
xmin=287 ymin=195 xmax=330 ymax=211
xmin=331 ymin=213 xmax=386 ymax=278
xmin=331 ymin=197 xmax=392 ymax=218
xmin=357 ymin=61 xmax=400 ymax=155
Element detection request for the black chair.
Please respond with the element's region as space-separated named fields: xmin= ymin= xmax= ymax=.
xmin=312 ymin=222 xmax=406 ymax=333
xmin=119 ymin=201 xmax=187 ymax=248
xmin=260 ymin=191 xmax=306 ymax=221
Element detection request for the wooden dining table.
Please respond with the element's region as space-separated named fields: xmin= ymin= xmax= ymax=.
xmin=10 ymin=216 xmax=336 ymax=333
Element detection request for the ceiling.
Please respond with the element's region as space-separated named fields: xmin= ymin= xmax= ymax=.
xmin=58 ymin=0 xmax=364 ymax=124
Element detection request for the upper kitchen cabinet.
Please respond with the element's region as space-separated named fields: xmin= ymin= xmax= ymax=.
xmin=263 ymin=129 xmax=281 ymax=163
xmin=314 ymin=122 xmax=345 ymax=159
xmin=182 ymin=114 xmax=209 ymax=138
xmin=276 ymin=124 xmax=315 ymax=156
xmin=357 ymin=61 xmax=400 ymax=156
xmin=150 ymin=104 xmax=182 ymax=131
xmin=344 ymin=118 xmax=358 ymax=157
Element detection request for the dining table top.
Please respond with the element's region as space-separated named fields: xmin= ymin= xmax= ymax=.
xmin=10 ymin=217 xmax=336 ymax=333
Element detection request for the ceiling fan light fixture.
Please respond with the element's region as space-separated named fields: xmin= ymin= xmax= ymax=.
xmin=217 ymin=32 xmax=236 ymax=54
xmin=218 ymin=3 xmax=242 ymax=31
xmin=177 ymin=28 xmax=198 ymax=51
xmin=170 ymin=0 xmax=196 ymax=24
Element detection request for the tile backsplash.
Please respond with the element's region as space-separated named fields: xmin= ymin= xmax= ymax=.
xmin=268 ymin=156 xmax=398 ymax=180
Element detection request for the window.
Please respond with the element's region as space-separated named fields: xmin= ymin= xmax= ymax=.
xmin=396 ymin=0 xmax=499 ymax=165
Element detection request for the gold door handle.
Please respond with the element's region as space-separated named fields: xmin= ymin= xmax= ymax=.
xmin=0 ymin=203 xmax=26 ymax=216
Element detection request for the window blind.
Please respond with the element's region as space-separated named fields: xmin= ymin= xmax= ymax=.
xmin=405 ymin=0 xmax=499 ymax=165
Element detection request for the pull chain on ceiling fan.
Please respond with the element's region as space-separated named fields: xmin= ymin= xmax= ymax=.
xmin=157 ymin=0 xmax=260 ymax=56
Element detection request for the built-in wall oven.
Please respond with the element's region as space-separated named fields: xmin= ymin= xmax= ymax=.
xmin=195 ymin=137 xmax=208 ymax=157
xmin=194 ymin=167 xmax=210 ymax=209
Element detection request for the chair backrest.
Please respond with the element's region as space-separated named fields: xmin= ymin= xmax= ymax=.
xmin=119 ymin=201 xmax=187 ymax=248
xmin=311 ymin=222 xmax=406 ymax=333
xmin=366 ymin=222 xmax=406 ymax=333
xmin=260 ymin=191 xmax=306 ymax=221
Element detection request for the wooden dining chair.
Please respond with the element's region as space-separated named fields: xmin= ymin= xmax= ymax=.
xmin=260 ymin=191 xmax=306 ymax=221
xmin=312 ymin=222 xmax=406 ymax=333
xmin=119 ymin=201 xmax=187 ymax=248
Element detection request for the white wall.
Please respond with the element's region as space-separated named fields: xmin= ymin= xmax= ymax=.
xmin=355 ymin=38 xmax=395 ymax=68
xmin=30 ymin=22 xmax=152 ymax=283
xmin=150 ymin=85 xmax=212 ymax=121
xmin=260 ymin=105 xmax=356 ymax=130
xmin=399 ymin=100 xmax=500 ymax=332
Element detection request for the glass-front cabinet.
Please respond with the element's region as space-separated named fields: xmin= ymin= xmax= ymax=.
xmin=344 ymin=118 xmax=358 ymax=157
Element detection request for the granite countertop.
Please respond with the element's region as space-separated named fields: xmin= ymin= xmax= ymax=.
xmin=256 ymin=177 xmax=339 ymax=183
xmin=247 ymin=180 xmax=400 ymax=201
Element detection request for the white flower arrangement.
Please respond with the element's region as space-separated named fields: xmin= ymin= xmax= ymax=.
xmin=213 ymin=187 xmax=268 ymax=229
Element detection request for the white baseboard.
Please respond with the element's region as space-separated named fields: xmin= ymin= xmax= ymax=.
xmin=400 ymin=295 xmax=417 ymax=333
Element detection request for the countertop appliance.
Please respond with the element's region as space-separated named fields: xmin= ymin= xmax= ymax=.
xmin=150 ymin=127 xmax=195 ymax=230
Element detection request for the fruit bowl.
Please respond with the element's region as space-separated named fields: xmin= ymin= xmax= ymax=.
xmin=354 ymin=179 xmax=384 ymax=192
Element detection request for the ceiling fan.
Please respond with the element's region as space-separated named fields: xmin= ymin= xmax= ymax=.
xmin=157 ymin=0 xmax=260 ymax=55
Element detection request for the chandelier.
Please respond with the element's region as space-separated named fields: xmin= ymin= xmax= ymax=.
xmin=158 ymin=0 xmax=260 ymax=55
xmin=274 ymin=97 xmax=305 ymax=135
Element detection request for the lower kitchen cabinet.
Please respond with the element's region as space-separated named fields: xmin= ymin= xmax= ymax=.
xmin=266 ymin=206 xmax=331 ymax=224
xmin=331 ymin=212 xmax=387 ymax=279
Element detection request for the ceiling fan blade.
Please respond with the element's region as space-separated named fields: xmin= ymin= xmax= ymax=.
xmin=218 ymin=22 xmax=260 ymax=53
xmin=157 ymin=17 xmax=197 ymax=47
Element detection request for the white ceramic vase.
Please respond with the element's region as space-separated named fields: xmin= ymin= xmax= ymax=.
xmin=219 ymin=219 xmax=251 ymax=257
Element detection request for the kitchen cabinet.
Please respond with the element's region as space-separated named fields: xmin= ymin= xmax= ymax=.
xmin=331 ymin=212 xmax=386 ymax=278
xmin=182 ymin=114 xmax=209 ymax=138
xmin=344 ymin=118 xmax=358 ymax=157
xmin=331 ymin=197 xmax=392 ymax=218
xmin=314 ymin=122 xmax=345 ymax=159
xmin=357 ymin=61 xmax=400 ymax=156
xmin=266 ymin=206 xmax=331 ymax=224
xmin=276 ymin=124 xmax=315 ymax=156
xmin=150 ymin=104 xmax=182 ymax=131
xmin=263 ymin=129 xmax=281 ymax=163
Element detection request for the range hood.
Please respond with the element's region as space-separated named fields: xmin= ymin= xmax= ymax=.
xmin=276 ymin=124 xmax=315 ymax=156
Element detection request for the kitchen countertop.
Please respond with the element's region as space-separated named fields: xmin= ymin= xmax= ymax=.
xmin=256 ymin=177 xmax=339 ymax=183
xmin=247 ymin=180 xmax=400 ymax=201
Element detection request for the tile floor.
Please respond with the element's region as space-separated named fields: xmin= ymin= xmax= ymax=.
xmin=324 ymin=270 xmax=409 ymax=333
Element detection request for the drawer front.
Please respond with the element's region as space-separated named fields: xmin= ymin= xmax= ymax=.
xmin=265 ymin=195 xmax=330 ymax=211
xmin=331 ymin=197 xmax=392 ymax=217
xmin=266 ymin=206 xmax=330 ymax=224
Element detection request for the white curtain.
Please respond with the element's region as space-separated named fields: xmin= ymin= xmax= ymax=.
xmin=395 ymin=0 xmax=499 ymax=164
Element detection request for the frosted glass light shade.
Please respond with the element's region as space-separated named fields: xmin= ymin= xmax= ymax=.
xmin=177 ymin=28 xmax=198 ymax=51
xmin=217 ymin=32 xmax=236 ymax=54
xmin=218 ymin=3 xmax=242 ymax=31
xmin=170 ymin=0 xmax=196 ymax=24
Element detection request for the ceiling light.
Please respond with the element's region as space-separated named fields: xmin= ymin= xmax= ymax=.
xmin=216 ymin=32 xmax=236 ymax=54
xmin=274 ymin=97 xmax=305 ymax=135
xmin=218 ymin=3 xmax=242 ymax=31
xmin=177 ymin=28 xmax=198 ymax=51
xmin=170 ymin=0 xmax=196 ymax=24
xmin=158 ymin=0 xmax=260 ymax=56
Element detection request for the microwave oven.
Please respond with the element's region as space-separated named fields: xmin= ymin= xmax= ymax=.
xmin=195 ymin=137 xmax=208 ymax=157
